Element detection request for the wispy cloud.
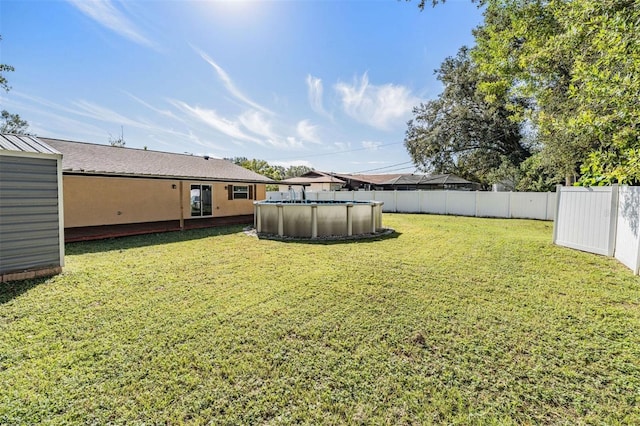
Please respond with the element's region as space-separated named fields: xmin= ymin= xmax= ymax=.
xmin=238 ymin=110 xmax=276 ymax=140
xmin=170 ymin=100 xmax=264 ymax=145
xmin=335 ymin=73 xmax=419 ymax=130
xmin=123 ymin=91 xmax=178 ymax=120
xmin=66 ymin=0 xmax=155 ymax=48
xmin=272 ymin=159 xmax=314 ymax=169
xmin=296 ymin=119 xmax=321 ymax=144
xmin=192 ymin=46 xmax=273 ymax=115
xmin=362 ymin=140 xmax=382 ymax=150
xmin=72 ymin=100 xmax=147 ymax=128
xmin=306 ymin=75 xmax=331 ymax=118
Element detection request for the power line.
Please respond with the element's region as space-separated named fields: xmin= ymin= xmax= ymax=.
xmin=265 ymin=141 xmax=404 ymax=162
xmin=353 ymin=161 xmax=415 ymax=174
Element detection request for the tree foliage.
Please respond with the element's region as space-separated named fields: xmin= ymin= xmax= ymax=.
xmin=404 ymin=47 xmax=531 ymax=186
xmin=0 ymin=35 xmax=30 ymax=135
xmin=0 ymin=110 xmax=30 ymax=134
xmin=472 ymin=0 xmax=640 ymax=185
xmin=407 ymin=0 xmax=639 ymax=187
xmin=226 ymin=157 xmax=313 ymax=191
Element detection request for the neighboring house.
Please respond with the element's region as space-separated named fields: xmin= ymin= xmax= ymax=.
xmin=0 ymin=134 xmax=64 ymax=282
xmin=279 ymin=171 xmax=480 ymax=192
xmin=43 ymin=138 xmax=273 ymax=242
xmin=379 ymin=174 xmax=481 ymax=191
xmin=333 ymin=173 xmax=406 ymax=191
xmin=278 ymin=170 xmax=346 ymax=192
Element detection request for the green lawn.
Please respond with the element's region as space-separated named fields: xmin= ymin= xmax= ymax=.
xmin=1 ymin=214 xmax=639 ymax=425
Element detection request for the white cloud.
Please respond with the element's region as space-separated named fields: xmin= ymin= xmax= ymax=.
xmin=192 ymin=46 xmax=273 ymax=115
xmin=238 ymin=110 xmax=276 ymax=140
xmin=306 ymin=75 xmax=330 ymax=118
xmin=72 ymin=99 xmax=146 ymax=128
xmin=170 ymin=100 xmax=264 ymax=145
xmin=362 ymin=140 xmax=382 ymax=150
xmin=272 ymin=159 xmax=314 ymax=169
xmin=334 ymin=72 xmax=419 ymax=130
xmin=123 ymin=91 xmax=178 ymax=120
xmin=333 ymin=141 xmax=351 ymax=151
xmin=296 ymin=119 xmax=320 ymax=144
xmin=67 ymin=0 xmax=155 ymax=48
xmin=285 ymin=136 xmax=304 ymax=149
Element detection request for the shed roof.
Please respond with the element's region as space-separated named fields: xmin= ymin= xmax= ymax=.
xmin=0 ymin=134 xmax=61 ymax=156
xmin=42 ymin=138 xmax=273 ymax=183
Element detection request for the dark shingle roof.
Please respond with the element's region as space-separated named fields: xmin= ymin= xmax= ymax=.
xmin=0 ymin=134 xmax=61 ymax=156
xmin=42 ymin=138 xmax=273 ymax=183
xmin=335 ymin=173 xmax=406 ymax=185
xmin=382 ymin=174 xmax=474 ymax=186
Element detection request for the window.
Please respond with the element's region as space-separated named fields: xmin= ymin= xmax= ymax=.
xmin=233 ymin=185 xmax=249 ymax=199
xmin=227 ymin=184 xmax=255 ymax=200
xmin=190 ymin=184 xmax=212 ymax=216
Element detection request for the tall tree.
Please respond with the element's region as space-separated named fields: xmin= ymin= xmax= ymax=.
xmin=404 ymin=47 xmax=531 ymax=186
xmin=472 ymin=0 xmax=640 ymax=185
xmin=284 ymin=165 xmax=313 ymax=179
xmin=0 ymin=35 xmax=30 ymax=135
xmin=227 ymin=157 xmax=285 ymax=182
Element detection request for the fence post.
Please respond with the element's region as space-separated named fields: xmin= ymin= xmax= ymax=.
xmin=475 ymin=191 xmax=479 ymax=218
xmin=394 ymin=190 xmax=398 ymax=213
xmin=552 ymin=185 xmax=563 ymax=244
xmin=607 ymin=184 xmax=619 ymax=257
xmin=445 ymin=190 xmax=449 ymax=215
xmin=545 ymin=192 xmax=549 ymax=221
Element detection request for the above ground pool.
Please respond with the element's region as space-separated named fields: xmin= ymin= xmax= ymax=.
xmin=253 ymin=200 xmax=385 ymax=239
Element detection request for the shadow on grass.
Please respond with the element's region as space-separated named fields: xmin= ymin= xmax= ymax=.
xmin=0 ymin=276 xmax=51 ymax=305
xmin=66 ymin=225 xmax=246 ymax=255
xmin=256 ymin=228 xmax=402 ymax=245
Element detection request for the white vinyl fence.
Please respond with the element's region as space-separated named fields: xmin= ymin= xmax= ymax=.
xmin=266 ymin=190 xmax=556 ymax=221
xmin=553 ymin=185 xmax=640 ymax=275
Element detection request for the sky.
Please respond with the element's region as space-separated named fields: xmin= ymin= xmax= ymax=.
xmin=1 ymin=0 xmax=484 ymax=174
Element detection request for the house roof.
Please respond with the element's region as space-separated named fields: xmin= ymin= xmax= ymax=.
xmin=280 ymin=170 xmax=346 ymax=185
xmin=42 ymin=138 xmax=274 ymax=183
xmin=0 ymin=134 xmax=61 ymax=156
xmin=382 ymin=174 xmax=475 ymax=186
xmin=335 ymin=173 xmax=406 ymax=185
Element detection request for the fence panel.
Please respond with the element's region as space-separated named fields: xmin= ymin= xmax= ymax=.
xmin=373 ymin=191 xmax=398 ymax=212
xmin=315 ymin=191 xmax=335 ymax=201
xmin=477 ymin=192 xmax=510 ymax=218
xmin=266 ymin=190 xmax=555 ymax=220
xmin=334 ymin=191 xmax=355 ymax=202
xmin=615 ymin=186 xmax=640 ymax=274
xmin=396 ymin=191 xmax=421 ymax=213
xmin=553 ymin=186 xmax=618 ymax=256
xmin=510 ymin=192 xmax=549 ymax=220
xmin=421 ymin=191 xmax=447 ymax=214
xmin=353 ymin=191 xmax=375 ymax=202
xmin=446 ymin=192 xmax=476 ymax=216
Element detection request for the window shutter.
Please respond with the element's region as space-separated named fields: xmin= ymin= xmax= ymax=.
xmin=228 ymin=185 xmax=233 ymax=200
xmin=249 ymin=185 xmax=254 ymax=200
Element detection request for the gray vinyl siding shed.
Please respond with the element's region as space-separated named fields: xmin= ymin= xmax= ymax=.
xmin=0 ymin=135 xmax=64 ymax=281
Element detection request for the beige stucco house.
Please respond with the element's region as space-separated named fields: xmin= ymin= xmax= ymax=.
xmin=44 ymin=138 xmax=273 ymax=241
